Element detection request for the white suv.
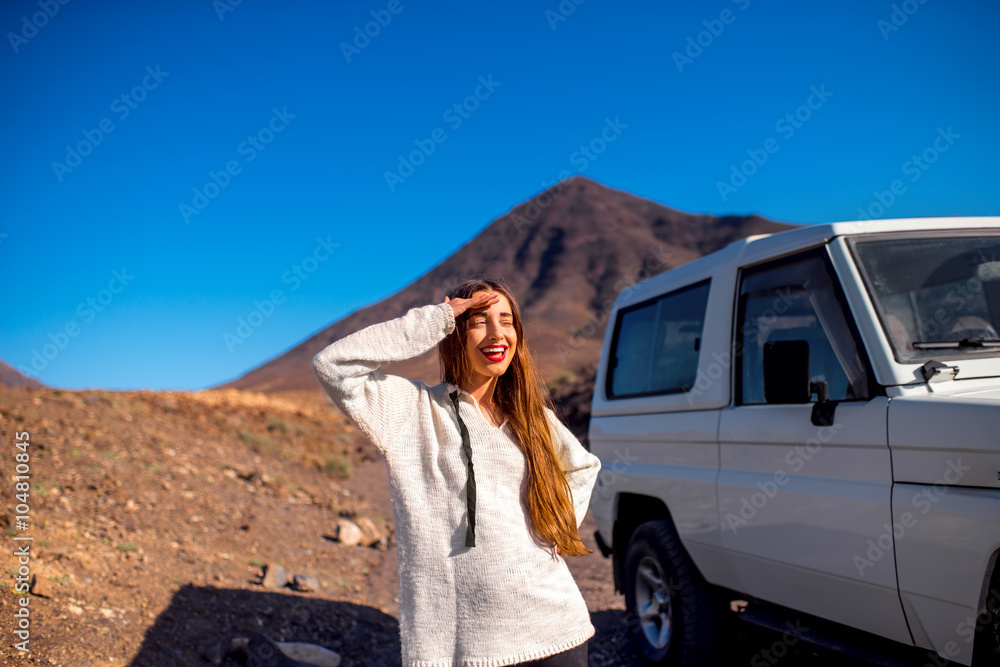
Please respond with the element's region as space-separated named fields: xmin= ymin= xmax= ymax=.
xmin=587 ymin=218 xmax=1000 ymax=666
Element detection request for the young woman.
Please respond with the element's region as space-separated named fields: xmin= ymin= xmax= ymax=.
xmin=311 ymin=277 xmax=602 ymax=667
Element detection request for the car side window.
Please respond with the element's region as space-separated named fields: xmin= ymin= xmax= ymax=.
xmin=737 ymin=253 xmax=869 ymax=405
xmin=608 ymin=281 xmax=711 ymax=398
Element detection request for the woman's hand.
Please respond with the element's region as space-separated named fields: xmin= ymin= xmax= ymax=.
xmin=444 ymin=291 xmax=499 ymax=320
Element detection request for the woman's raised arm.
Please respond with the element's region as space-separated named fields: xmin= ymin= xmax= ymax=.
xmin=311 ymin=301 xmax=456 ymax=456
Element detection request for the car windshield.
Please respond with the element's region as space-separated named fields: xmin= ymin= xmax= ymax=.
xmin=851 ymin=234 xmax=1000 ymax=362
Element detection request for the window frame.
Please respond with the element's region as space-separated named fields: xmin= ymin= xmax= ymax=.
xmin=732 ymin=246 xmax=881 ymax=407
xmin=605 ymin=278 xmax=712 ymax=400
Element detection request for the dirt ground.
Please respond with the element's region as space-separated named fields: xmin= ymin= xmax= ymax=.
xmin=0 ymin=385 xmax=884 ymax=666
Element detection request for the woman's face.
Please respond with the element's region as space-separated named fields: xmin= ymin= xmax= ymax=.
xmin=463 ymin=290 xmax=518 ymax=381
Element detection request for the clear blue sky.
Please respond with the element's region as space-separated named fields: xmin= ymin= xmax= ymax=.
xmin=2 ymin=0 xmax=998 ymax=391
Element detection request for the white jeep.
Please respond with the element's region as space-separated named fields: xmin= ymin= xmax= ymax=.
xmin=587 ymin=218 xmax=1000 ymax=666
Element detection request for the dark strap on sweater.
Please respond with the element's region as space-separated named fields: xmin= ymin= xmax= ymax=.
xmin=449 ymin=390 xmax=477 ymax=547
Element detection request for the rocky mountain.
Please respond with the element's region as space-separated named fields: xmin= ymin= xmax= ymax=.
xmin=0 ymin=358 xmax=44 ymax=388
xmin=218 ymin=177 xmax=796 ymax=420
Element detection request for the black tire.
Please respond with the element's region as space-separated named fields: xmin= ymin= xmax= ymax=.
xmin=622 ymin=519 xmax=723 ymax=666
xmin=972 ymin=578 xmax=1000 ymax=667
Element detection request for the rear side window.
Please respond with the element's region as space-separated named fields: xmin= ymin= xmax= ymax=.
xmin=607 ymin=281 xmax=711 ymax=399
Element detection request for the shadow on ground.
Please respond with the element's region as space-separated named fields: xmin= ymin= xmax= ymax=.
xmin=128 ymin=585 xmax=401 ymax=667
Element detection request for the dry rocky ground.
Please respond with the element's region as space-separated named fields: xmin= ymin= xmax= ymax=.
xmin=1 ymin=385 xmax=868 ymax=666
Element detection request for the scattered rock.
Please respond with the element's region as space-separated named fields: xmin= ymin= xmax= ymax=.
xmin=30 ymin=573 xmax=53 ymax=598
xmin=38 ymin=546 xmax=69 ymax=561
xmin=291 ymin=574 xmax=319 ymax=592
xmin=278 ymin=641 xmax=342 ymax=667
xmin=354 ymin=517 xmax=381 ymax=546
xmin=242 ymin=633 xmax=311 ymax=667
xmin=204 ymin=644 xmax=224 ymax=664
xmin=261 ymin=563 xmax=288 ymax=589
xmin=234 ymin=633 xmax=342 ymax=667
xmin=334 ymin=519 xmax=363 ymax=546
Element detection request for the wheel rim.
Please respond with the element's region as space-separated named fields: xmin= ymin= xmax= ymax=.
xmin=634 ymin=555 xmax=673 ymax=649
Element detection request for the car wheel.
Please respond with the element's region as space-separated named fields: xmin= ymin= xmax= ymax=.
xmin=623 ymin=519 xmax=722 ymax=666
xmin=973 ymin=578 xmax=1000 ymax=666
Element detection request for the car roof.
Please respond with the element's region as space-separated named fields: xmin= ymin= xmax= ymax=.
xmin=615 ymin=216 xmax=1000 ymax=309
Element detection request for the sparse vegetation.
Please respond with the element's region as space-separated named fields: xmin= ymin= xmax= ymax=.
xmin=546 ymin=369 xmax=578 ymax=392
xmin=267 ymin=417 xmax=290 ymax=434
xmin=31 ymin=481 xmax=58 ymax=496
xmin=238 ymin=431 xmax=282 ymax=455
xmin=322 ymin=454 xmax=352 ymax=480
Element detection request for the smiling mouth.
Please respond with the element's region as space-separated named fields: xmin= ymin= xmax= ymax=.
xmin=480 ymin=345 xmax=507 ymax=362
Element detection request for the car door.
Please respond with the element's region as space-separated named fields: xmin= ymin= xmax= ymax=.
xmin=716 ymin=247 xmax=912 ymax=645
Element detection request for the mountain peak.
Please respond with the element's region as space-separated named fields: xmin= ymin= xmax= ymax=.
xmin=219 ymin=179 xmax=796 ymax=393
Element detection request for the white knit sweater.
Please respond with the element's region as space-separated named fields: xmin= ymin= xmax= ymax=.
xmin=311 ymin=301 xmax=601 ymax=667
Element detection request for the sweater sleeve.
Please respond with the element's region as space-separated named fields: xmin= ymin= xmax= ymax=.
xmin=311 ymin=301 xmax=456 ymax=455
xmin=545 ymin=408 xmax=602 ymax=530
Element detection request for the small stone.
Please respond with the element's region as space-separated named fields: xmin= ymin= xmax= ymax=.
xmin=244 ymin=633 xmax=310 ymax=667
xmin=67 ymin=604 xmax=84 ymax=615
xmin=354 ymin=517 xmax=381 ymax=546
xmin=335 ymin=519 xmax=363 ymax=546
xmin=276 ymin=641 xmax=341 ymax=667
xmin=261 ymin=563 xmax=287 ymax=589
xmin=204 ymin=645 xmax=224 ymax=664
xmin=291 ymin=574 xmax=319 ymax=592
xmin=30 ymin=574 xmax=52 ymax=598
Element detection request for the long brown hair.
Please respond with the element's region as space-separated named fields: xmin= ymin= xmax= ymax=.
xmin=439 ymin=277 xmax=591 ymax=556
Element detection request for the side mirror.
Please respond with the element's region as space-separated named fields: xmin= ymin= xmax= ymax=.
xmin=763 ymin=340 xmax=811 ymax=404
